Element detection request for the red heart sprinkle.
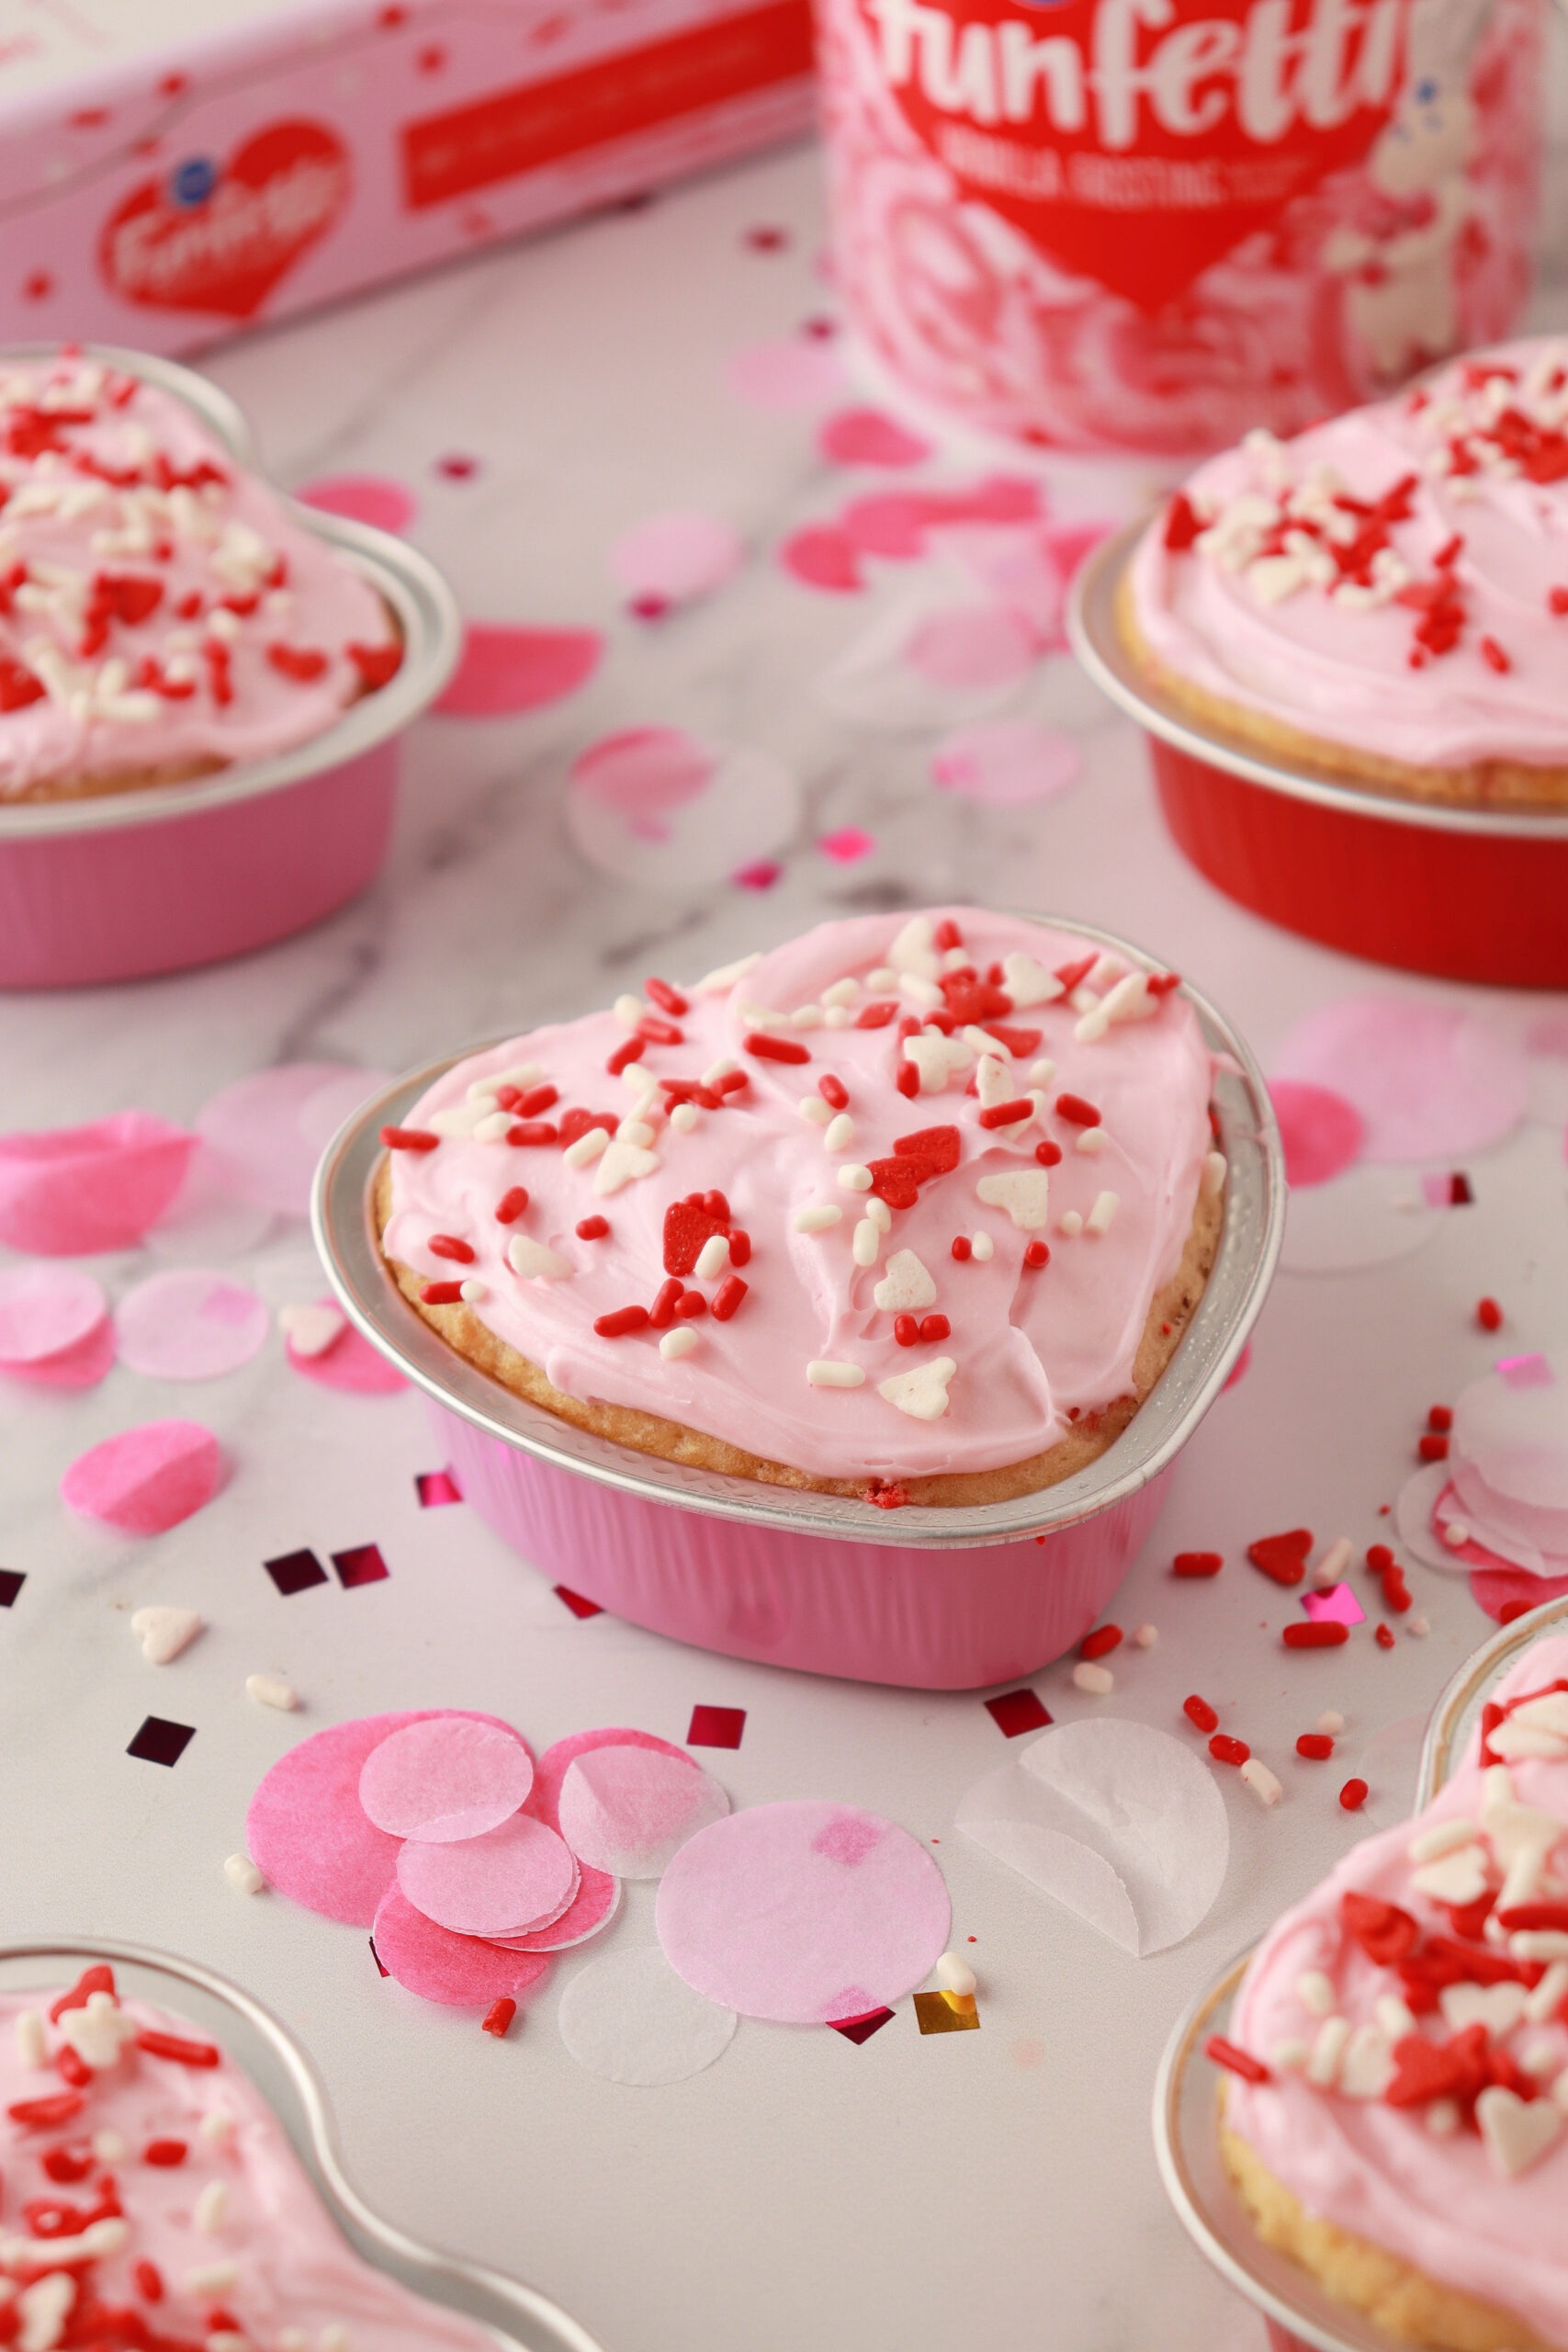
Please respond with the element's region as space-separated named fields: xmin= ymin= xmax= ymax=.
xmin=1247 ymin=1529 xmax=1314 ymax=1585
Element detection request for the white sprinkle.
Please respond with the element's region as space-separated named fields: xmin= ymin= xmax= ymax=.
xmin=970 ymin=1231 xmax=994 ymax=1262
xmin=185 ymin=2266 xmax=240 ymax=2298
xmin=1058 ymin=1211 xmax=1083 ymax=1238
xmin=1086 ymin=1191 xmax=1120 ymax=1236
xmin=935 ymin=1952 xmax=976 ymax=1997
xmin=1427 ymin=2098 xmax=1461 ymax=2137
xmin=1442 ymin=1520 xmax=1471 ymax=1549
xmin=564 ymin=1125 xmax=610 ymax=1170
xmin=1408 ymin=1613 xmax=1430 ymax=1636
xmin=206 ymin=607 xmax=241 ymax=642
xmin=793 ymin=1204 xmax=842 ymax=1233
xmin=1408 ymin=1815 xmax=1480 ymax=1863
xmin=92 ymin=2129 xmax=127 ymax=2163
xmin=224 ymin=1852 xmax=265 ymax=1895
xmin=1131 ymin=1623 xmax=1157 ymax=1649
xmin=14 ymin=2011 xmax=45 ymax=2068
xmin=246 ymin=1672 xmax=298 ymax=1712
xmin=196 ymin=2181 xmax=228 ymax=2234
xmin=799 ymin=1095 xmax=832 ymax=1125
xmin=660 ymin=1327 xmax=698 ymax=1361
xmin=878 ymin=1356 xmax=956 ymax=1420
xmin=1317 ymin=1711 xmax=1345 ymax=1736
xmin=823 ymin=1113 xmax=855 ymax=1153
xmin=614 ymin=992 xmax=647 ymax=1029
xmin=1201 ymin=1150 xmax=1227 ymax=1199
xmin=1298 ymin=1972 xmax=1336 ymax=2017
xmin=1028 ymin=1059 xmax=1056 ymax=1088
xmin=1375 ymin=1995 xmax=1417 ymax=2043
xmin=17 ymin=2275 xmax=75 ymax=2352
xmin=1305 ymin=2015 xmax=1351 ymax=2088
xmin=1523 ymin=2040 xmax=1561 ymax=2078
xmin=790 ymin=1005 xmax=823 ymax=1030
xmin=852 ymin=1218 xmax=881 ymax=1269
xmin=695 ymin=954 xmax=760 ymax=995
xmin=199 ymin=2110 xmax=235 ymax=2144
xmin=593 ymin=1138 xmax=660 ymax=1197
xmin=703 ymin=1058 xmax=739 ymax=1085
xmin=507 ymin=1234 xmax=572 ymax=1281
xmin=807 ymin=1360 xmax=864 ymax=1388
xmin=469 ymin=1112 xmax=509 ymax=1144
xmin=823 ymin=1005 xmax=851 ymax=1029
xmin=1512 ymin=1930 xmax=1568 ymax=1961
xmin=131 ymin=1605 xmax=202 ymax=1666
xmin=822 ymin=978 xmax=859 ymax=1007
xmin=1525 ymin=1962 xmax=1568 ymax=2024
xmin=1313 ymin=1536 xmax=1354 ymax=1589
xmin=615 ymin=1118 xmax=657 ymax=1148
xmin=838 ymin=1164 xmax=873 ymax=1192
xmin=320 ymin=2329 xmax=350 ymax=2352
xmin=1075 ymin=1126 xmax=1106 ymax=1156
xmin=618 ymin=1063 xmax=654 ymax=1095
xmin=209 ymin=2335 xmax=248 ymax=2352
xmin=458 ymin=1280 xmax=486 ymax=1304
xmin=865 ymin=1196 xmax=892 ymax=1234
xmin=1269 ymin=2039 xmax=1311 ymax=2072
xmin=670 ymin=1102 xmax=699 ymax=1134
xmin=867 ymin=966 xmax=897 ymax=991
xmin=1240 ymin=1758 xmax=1281 ymax=1807
xmin=694 ymin=1234 xmax=731 ymax=1282
xmin=1072 ymin=1661 xmax=1113 ymax=1695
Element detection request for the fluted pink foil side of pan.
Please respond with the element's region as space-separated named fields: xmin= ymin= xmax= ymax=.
xmin=435 ymin=1397 xmax=1170 ymax=1689
xmin=0 ymin=744 xmax=395 ymax=989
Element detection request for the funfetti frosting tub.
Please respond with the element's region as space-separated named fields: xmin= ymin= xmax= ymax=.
xmin=1069 ymin=342 xmax=1568 ymax=989
xmin=0 ymin=345 xmax=459 ymax=989
xmin=0 ymin=1938 xmax=605 ymax=2352
xmin=1155 ymin=1592 xmax=1568 ymax=2352
xmin=313 ymin=910 xmax=1283 ymax=1690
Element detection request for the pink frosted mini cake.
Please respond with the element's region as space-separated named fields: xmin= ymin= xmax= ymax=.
xmin=377 ymin=907 xmax=1225 ymax=1509
xmin=0 ymin=1966 xmax=507 ymax=2352
xmin=1216 ymin=1634 xmax=1568 ymax=2350
xmin=0 ymin=348 xmax=401 ymax=801
xmin=1121 ymin=337 xmax=1568 ymax=808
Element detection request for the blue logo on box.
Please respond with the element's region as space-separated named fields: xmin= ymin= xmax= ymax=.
xmin=169 ymin=156 xmax=219 ymax=209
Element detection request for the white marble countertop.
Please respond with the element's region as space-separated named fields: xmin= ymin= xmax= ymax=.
xmin=3 ymin=74 xmax=1568 ymax=2352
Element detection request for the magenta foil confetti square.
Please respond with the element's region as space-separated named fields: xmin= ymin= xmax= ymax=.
xmin=829 ymin=2007 xmax=895 ymax=2044
xmin=687 ymin=1704 xmax=747 ymax=1749
xmin=554 ymin=1584 xmax=604 ymax=1620
xmin=415 ymin=1469 xmax=464 ymax=1507
xmin=986 ymin=1689 xmax=1052 ymax=1738
xmin=265 ymin=1548 xmax=328 ymax=1596
xmin=0 ymin=1569 xmax=23 ymax=1608
xmin=1420 ymin=1171 xmax=1473 ymax=1207
xmin=128 ymin=1716 xmax=195 ymax=1767
xmin=1301 ymin=1583 xmax=1367 ymax=1628
xmin=1496 ymin=1353 xmax=1554 ymax=1389
xmin=332 ymin=1544 xmax=389 ymax=1589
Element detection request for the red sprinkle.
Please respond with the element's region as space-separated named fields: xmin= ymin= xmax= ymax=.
xmin=1339 ymin=1778 xmax=1369 ymax=1811
xmin=380 ymin=1125 xmax=439 ymax=1152
xmin=649 ymin=1278 xmax=683 ymax=1329
xmin=1366 ymin=1543 xmax=1394 ymax=1574
xmin=675 ymin=1290 xmax=707 ymax=1319
xmin=1183 ymin=1694 xmax=1219 ymax=1734
xmin=142 ymin=2139 xmax=187 ymax=2167
xmin=1478 ymin=1296 xmax=1504 ymax=1330
xmin=1479 ymin=635 xmax=1511 ymax=673
xmin=1080 ymin=1625 xmax=1122 ymax=1661
xmin=1203 ymin=2034 xmax=1269 ymax=2085
xmin=645 ymin=978 xmax=688 ymax=1017
xmin=428 ymin=1234 xmax=475 ymax=1264
xmin=711 ymin=1275 xmax=748 ymax=1322
xmin=1498 ymin=1599 xmax=1536 ymax=1624
xmin=951 ymin=1236 xmax=972 ymax=1261
xmin=594 ymin=1306 xmax=649 ymax=1339
xmin=1296 ymin=1733 xmax=1335 ymax=1760
xmin=7 ymin=2093 xmax=85 ymax=2128
xmin=506 ymin=1120 xmax=558 ymax=1147
xmin=605 ymin=1036 xmax=644 ymax=1077
xmin=1023 ymin=1240 xmax=1049 ymax=1269
xmin=1550 ymin=586 xmax=1568 ymax=616
xmin=134 ymin=2030 xmax=220 ymax=2067
xmin=728 ymin=1230 xmax=751 ymax=1269
xmin=745 ymin=1032 xmax=809 ymax=1064
xmin=133 ymin=2261 xmax=164 ymax=2303
xmin=1173 ymin=1551 xmax=1223 ymax=1578
xmin=1382 ymin=1564 xmax=1411 ymax=1613
xmin=916 ymin=1313 xmax=949 ymax=1342
xmin=55 ymin=2045 xmax=91 ymax=2087
xmin=818 ymin=1074 xmax=849 ymax=1110
xmin=495 ymin=1189 xmax=530 ymax=1224
xmin=482 ymin=1997 xmax=517 ymax=2039
xmin=896 ymin=1064 xmax=920 ymax=1099
xmin=421 ymin=1282 xmax=465 ymax=1305
xmin=933 ymin=917 xmax=963 ymax=952
xmin=978 ymin=1098 xmax=1033 ymax=1129
xmin=1419 ymin=1433 xmax=1450 ymax=1463
xmin=894 ymin=1313 xmax=919 ymax=1347
xmin=1282 ymin=1622 xmax=1349 ymax=1649
xmin=1033 ymin=1139 xmax=1063 ymax=1168
xmin=1164 ymin=492 xmax=1204 ymax=553
xmin=637 ymin=1015 xmax=683 ymax=1047
xmin=1375 ymin=1623 xmax=1396 ymax=1649
xmin=50 ymin=1968 xmax=115 ymax=2023
xmin=516 ymin=1083 xmax=559 ymax=1118
xmin=1427 ymin=1404 xmax=1453 ymax=1431
xmin=854 ymin=1001 xmax=898 ymax=1028
xmin=1210 ymin=1734 xmax=1250 ymax=1767
xmin=1055 ymin=1092 xmax=1100 ymax=1127
xmin=575 ymin=1214 xmax=608 ymax=1239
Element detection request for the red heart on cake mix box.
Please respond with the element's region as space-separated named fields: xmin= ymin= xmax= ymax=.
xmin=98 ymin=121 xmax=350 ymax=320
xmin=857 ymin=0 xmax=1406 ymax=311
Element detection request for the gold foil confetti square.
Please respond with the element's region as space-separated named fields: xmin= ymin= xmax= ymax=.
xmin=913 ymin=1990 xmax=979 ymax=2035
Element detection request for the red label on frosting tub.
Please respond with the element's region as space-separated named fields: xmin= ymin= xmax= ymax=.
xmin=98 ymin=122 xmax=350 ymax=319
xmin=859 ymin=0 xmax=1408 ymax=309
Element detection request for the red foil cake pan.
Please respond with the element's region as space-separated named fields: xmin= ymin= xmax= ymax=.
xmin=0 ymin=346 xmax=460 ymax=990
xmin=311 ymin=923 xmax=1284 ymax=1691
xmin=1070 ymin=524 xmax=1568 ymax=991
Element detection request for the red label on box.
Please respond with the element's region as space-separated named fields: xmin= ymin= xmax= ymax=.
xmin=98 ymin=120 xmax=351 ymax=319
xmin=854 ymin=0 xmax=1408 ymax=311
xmin=400 ymin=0 xmax=814 ymax=207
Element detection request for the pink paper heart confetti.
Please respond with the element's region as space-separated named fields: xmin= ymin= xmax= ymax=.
xmin=434 ymin=624 xmax=603 ymax=718
xmin=372 ymin=1883 xmax=553 ymax=2008
xmin=114 ymin=1269 xmax=270 ymax=1382
xmin=61 ymin=1419 xmax=225 ymax=1535
xmin=0 ymin=1112 xmax=193 ymax=1256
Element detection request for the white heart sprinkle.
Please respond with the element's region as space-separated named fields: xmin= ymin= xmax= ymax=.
xmin=593 ymin=1140 xmax=660 ymax=1196
xmin=1411 ymin=1845 xmax=1492 ymax=1906
xmin=903 ymin=1032 xmax=974 ymax=1094
xmin=277 ymin=1303 xmax=344 ymax=1359
xmin=1439 ymin=1982 xmax=1528 ymax=2039
xmin=878 ymin=1356 xmax=956 ymax=1420
xmin=1001 ymin=952 xmax=1064 ymax=1008
xmin=1476 ymin=2084 xmax=1564 ymax=2178
xmin=888 ymin=914 xmax=940 ymax=979
xmin=507 ymin=1234 xmax=573 ymax=1280
xmin=976 ymin=1169 xmax=1051 ymax=1229
xmin=131 ymin=1606 xmax=202 ymax=1666
xmin=873 ymin=1250 xmax=938 ymax=1314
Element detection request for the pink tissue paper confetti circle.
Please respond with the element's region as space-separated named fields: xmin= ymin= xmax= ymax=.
xmin=0 ymin=1263 xmax=108 ymax=1366
xmin=250 ymin=1710 xmax=427 ymax=1926
xmin=114 ymin=1269 xmax=270 ymax=1382
xmin=931 ymin=717 xmax=1084 ymax=807
xmin=295 ymin=474 xmax=417 ymax=534
xmin=6 ymin=1316 xmax=118 ymax=1391
xmin=608 ymin=511 xmax=745 ymax=605
xmin=197 ymin=1063 xmax=375 ymax=1220
xmin=656 ymin=1800 xmax=951 ymax=2024
xmin=818 ymin=408 xmax=931 ymax=469
xmin=286 ymin=1300 xmax=406 ymax=1395
xmin=372 ymin=1883 xmax=553 ymax=2008
xmin=527 ymin=1726 xmax=695 ymax=1829
xmin=0 ymin=1113 xmax=193 ymax=1256
xmin=61 ymin=1419 xmax=225 ymax=1535
xmin=359 ymin=1715 xmax=535 ymax=1844
xmin=1267 ymin=1080 xmax=1367 ymax=1189
xmin=397 ymin=1812 xmax=579 ymax=1938
xmin=726 ymin=338 xmax=843 ymax=412
xmin=492 ymin=1866 xmax=620 ymax=1952
xmin=1271 ymin=996 xmax=1529 ymax=1164
xmin=434 ymin=623 xmax=603 ymax=718
xmin=1471 ymin=1567 xmax=1568 ymax=1623
xmin=779 ymin=525 xmax=864 ymax=594
xmin=558 ymin=1746 xmax=729 ymax=1879
xmin=905 ymin=606 xmax=1037 ymax=691
xmin=570 ymin=728 xmax=716 ymax=840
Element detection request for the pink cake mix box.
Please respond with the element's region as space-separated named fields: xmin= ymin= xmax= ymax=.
xmin=0 ymin=0 xmax=816 ymax=354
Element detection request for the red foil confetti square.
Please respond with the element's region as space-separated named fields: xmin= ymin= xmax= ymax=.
xmin=0 ymin=1569 xmax=24 ymax=1607
xmin=368 ymin=1938 xmax=389 ymax=1979
xmin=415 ymin=1470 xmax=463 ymax=1508
xmin=985 ymin=1689 xmax=1052 ymax=1738
xmin=554 ymin=1585 xmax=604 ymax=1620
xmin=829 ymin=2007 xmax=895 ymax=2043
xmin=687 ymin=1705 xmax=747 ymax=1749
xmin=331 ymin=1544 xmax=389 ymax=1589
xmin=265 ymin=1549 xmax=328 ymax=1597
xmin=127 ymin=1716 xmax=195 ymax=1767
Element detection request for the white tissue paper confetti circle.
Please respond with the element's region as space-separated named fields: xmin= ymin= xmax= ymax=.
xmin=558 ymin=1945 xmax=738 ymax=2086
xmin=956 ymin=1718 xmax=1229 ymax=1958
